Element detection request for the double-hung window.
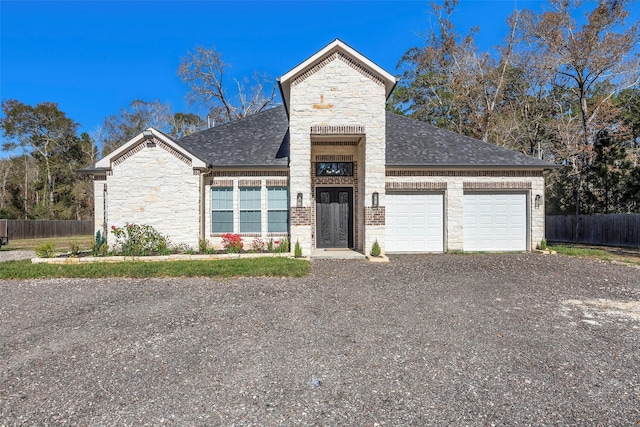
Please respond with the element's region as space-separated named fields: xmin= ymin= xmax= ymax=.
xmin=211 ymin=187 xmax=233 ymax=233
xmin=268 ymin=187 xmax=288 ymax=233
xmin=240 ymin=187 xmax=261 ymax=233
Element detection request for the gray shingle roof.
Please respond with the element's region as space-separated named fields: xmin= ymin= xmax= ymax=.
xmin=174 ymin=106 xmax=553 ymax=169
xmin=385 ymin=112 xmax=552 ymax=168
xmin=177 ymin=106 xmax=289 ymax=168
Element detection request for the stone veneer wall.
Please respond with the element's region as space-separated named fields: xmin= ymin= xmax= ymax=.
xmin=102 ymin=142 xmax=201 ymax=248
xmin=385 ymin=170 xmax=546 ymax=251
xmin=289 ymin=53 xmax=387 ymax=255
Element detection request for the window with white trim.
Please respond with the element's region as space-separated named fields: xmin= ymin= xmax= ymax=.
xmin=268 ymin=187 xmax=289 ymax=233
xmin=211 ymin=187 xmax=233 ymax=233
xmin=240 ymin=187 xmax=261 ymax=233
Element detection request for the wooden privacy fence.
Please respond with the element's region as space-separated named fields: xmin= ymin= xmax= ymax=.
xmin=546 ymin=214 xmax=640 ymax=248
xmin=4 ymin=220 xmax=94 ymax=240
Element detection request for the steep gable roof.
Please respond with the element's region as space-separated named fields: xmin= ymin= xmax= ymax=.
xmin=95 ymin=127 xmax=206 ymax=170
xmin=385 ymin=112 xmax=553 ymax=168
xmin=278 ymin=39 xmax=397 ymax=114
xmin=177 ymin=106 xmax=289 ymax=168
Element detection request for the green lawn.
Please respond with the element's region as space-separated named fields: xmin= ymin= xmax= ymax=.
xmin=0 ymin=257 xmax=310 ymax=279
xmin=548 ymin=244 xmax=640 ymax=266
xmin=1 ymin=235 xmax=94 ymax=251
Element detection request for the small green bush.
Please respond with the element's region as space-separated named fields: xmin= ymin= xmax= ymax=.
xmin=275 ymin=238 xmax=289 ymax=253
xmin=69 ymin=240 xmax=80 ymax=257
xmin=370 ymin=240 xmax=381 ymax=257
xmin=294 ymin=240 xmax=302 ymax=258
xmin=539 ymin=239 xmax=548 ymax=250
xmin=98 ymin=242 xmax=109 ymax=257
xmin=35 ymin=242 xmax=56 ymax=258
xmin=198 ymin=239 xmax=208 ymax=254
xmin=93 ymin=230 xmax=107 ymax=256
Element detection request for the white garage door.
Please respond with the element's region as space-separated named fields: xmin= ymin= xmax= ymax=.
xmin=464 ymin=192 xmax=527 ymax=251
xmin=386 ymin=193 xmax=444 ymax=252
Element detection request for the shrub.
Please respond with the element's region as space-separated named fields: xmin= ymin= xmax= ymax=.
xmin=370 ymin=240 xmax=381 ymax=257
xmin=98 ymin=241 xmax=109 ymax=257
xmin=93 ymin=230 xmax=107 ymax=256
xmin=294 ymin=240 xmax=302 ymax=258
xmin=250 ymin=238 xmax=266 ymax=253
xmin=274 ymin=238 xmax=289 ymax=253
xmin=169 ymin=242 xmax=191 ymax=254
xmin=69 ymin=240 xmax=80 ymax=257
xmin=221 ymin=233 xmax=243 ymax=253
xmin=539 ymin=239 xmax=548 ymax=250
xmin=111 ymin=223 xmax=168 ymax=256
xmin=35 ymin=241 xmax=56 ymax=258
xmin=198 ymin=239 xmax=208 ymax=254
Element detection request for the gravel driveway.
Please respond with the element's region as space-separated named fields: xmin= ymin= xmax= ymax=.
xmin=1 ymin=254 xmax=638 ymax=426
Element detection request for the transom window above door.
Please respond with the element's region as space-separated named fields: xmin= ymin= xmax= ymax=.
xmin=316 ymin=162 xmax=354 ymax=176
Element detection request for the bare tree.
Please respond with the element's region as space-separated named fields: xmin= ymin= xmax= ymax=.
xmin=178 ymin=46 xmax=278 ymax=124
xmin=520 ymin=0 xmax=640 ymax=146
xmin=98 ymin=99 xmax=174 ymax=156
xmin=392 ymin=0 xmax=523 ymax=143
xmin=519 ymin=0 xmax=640 ymax=215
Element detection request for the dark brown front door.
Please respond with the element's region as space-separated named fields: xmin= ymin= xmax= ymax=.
xmin=316 ymin=188 xmax=353 ymax=248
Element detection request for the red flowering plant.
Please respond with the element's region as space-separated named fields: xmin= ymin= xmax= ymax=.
xmin=221 ymin=233 xmax=243 ymax=253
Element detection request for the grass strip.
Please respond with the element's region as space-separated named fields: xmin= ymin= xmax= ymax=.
xmin=1 ymin=236 xmax=94 ymax=251
xmin=547 ymin=245 xmax=640 ymax=266
xmin=549 ymin=245 xmax=613 ymax=259
xmin=0 ymin=257 xmax=310 ymax=280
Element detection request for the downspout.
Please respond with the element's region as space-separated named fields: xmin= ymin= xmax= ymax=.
xmin=200 ymin=171 xmax=206 ymax=243
xmin=103 ymin=183 xmax=108 ymax=243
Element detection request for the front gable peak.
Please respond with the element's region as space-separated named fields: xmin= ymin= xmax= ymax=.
xmin=95 ymin=128 xmax=206 ymax=170
xmin=278 ymin=39 xmax=396 ymax=114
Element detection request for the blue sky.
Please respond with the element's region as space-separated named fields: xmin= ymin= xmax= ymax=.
xmin=1 ymin=0 xmax=638 ymax=155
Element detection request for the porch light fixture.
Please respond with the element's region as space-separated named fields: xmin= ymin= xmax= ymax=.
xmin=297 ymin=192 xmax=303 ymax=208
xmin=142 ymin=130 xmax=155 ymax=147
xmin=372 ymin=192 xmax=379 ymax=208
xmin=535 ymin=194 xmax=541 ymax=209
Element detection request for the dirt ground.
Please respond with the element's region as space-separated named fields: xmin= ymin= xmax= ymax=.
xmin=1 ymin=253 xmax=639 ymax=425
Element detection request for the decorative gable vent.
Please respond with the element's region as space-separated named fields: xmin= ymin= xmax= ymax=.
xmin=292 ymin=51 xmax=384 ymax=87
xmin=311 ymin=125 xmax=365 ymax=135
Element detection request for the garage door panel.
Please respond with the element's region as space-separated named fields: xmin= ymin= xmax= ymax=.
xmin=464 ymin=193 xmax=526 ymax=251
xmin=386 ymin=193 xmax=444 ymax=252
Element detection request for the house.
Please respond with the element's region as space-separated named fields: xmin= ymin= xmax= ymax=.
xmin=86 ymin=39 xmax=554 ymax=255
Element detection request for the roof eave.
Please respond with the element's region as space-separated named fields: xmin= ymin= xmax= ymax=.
xmin=206 ymin=164 xmax=289 ymax=170
xmin=386 ymin=164 xmax=558 ymax=170
xmin=77 ymin=167 xmax=109 ymax=175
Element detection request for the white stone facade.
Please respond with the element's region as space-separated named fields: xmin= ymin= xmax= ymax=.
xmin=288 ymin=52 xmax=388 ymax=255
xmin=97 ymin=141 xmax=201 ymax=249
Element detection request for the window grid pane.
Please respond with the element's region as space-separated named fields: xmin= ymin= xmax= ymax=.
xmin=240 ymin=187 xmax=261 ymax=210
xmin=212 ymin=187 xmax=233 ymax=233
xmin=268 ymin=187 xmax=288 ymax=233
xmin=268 ymin=187 xmax=288 ymax=210
xmin=240 ymin=211 xmax=261 ymax=233
xmin=268 ymin=211 xmax=288 ymax=232
xmin=240 ymin=187 xmax=261 ymax=233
